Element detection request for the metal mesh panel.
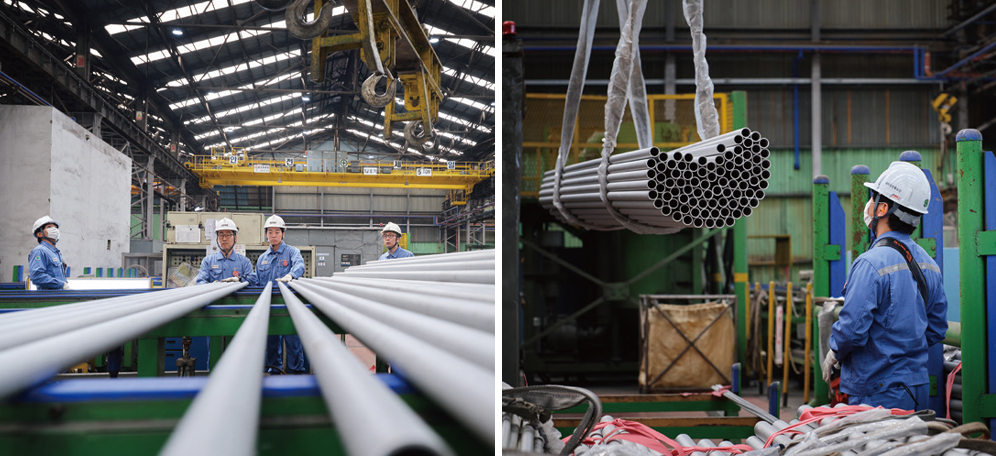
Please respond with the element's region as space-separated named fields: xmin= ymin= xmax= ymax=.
xmin=522 ymin=94 xmax=731 ymax=198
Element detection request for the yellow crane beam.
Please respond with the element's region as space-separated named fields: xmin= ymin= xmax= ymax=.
xmin=185 ymin=155 xmax=493 ymax=195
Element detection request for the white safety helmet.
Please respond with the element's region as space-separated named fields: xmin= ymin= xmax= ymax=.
xmin=863 ymin=161 xmax=931 ymax=215
xmin=216 ymin=217 xmax=239 ymax=233
xmin=264 ymin=215 xmax=286 ymax=232
xmin=32 ymin=215 xmax=59 ymax=235
xmin=381 ymin=222 xmax=402 ymax=236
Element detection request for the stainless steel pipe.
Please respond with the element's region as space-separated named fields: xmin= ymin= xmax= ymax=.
xmin=278 ymin=282 xmax=455 ymax=456
xmin=287 ymin=281 xmax=494 ymax=444
xmin=0 ymin=282 xmax=247 ymax=399
xmin=159 ymin=282 xmax=272 ymax=456
xmin=293 ymin=280 xmax=493 ymax=369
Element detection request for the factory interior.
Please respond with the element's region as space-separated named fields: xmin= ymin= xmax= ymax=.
xmin=0 ymin=0 xmax=495 ymax=454
xmin=502 ymin=1 xmax=996 ymax=455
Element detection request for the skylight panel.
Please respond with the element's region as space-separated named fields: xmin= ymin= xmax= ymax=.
xmin=448 ymin=0 xmax=494 ymax=19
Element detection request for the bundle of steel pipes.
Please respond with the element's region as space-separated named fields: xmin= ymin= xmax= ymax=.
xmin=570 ymin=406 xmax=986 ymax=456
xmin=539 ymin=128 xmax=771 ymax=231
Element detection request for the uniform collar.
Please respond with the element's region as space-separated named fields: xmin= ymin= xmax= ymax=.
xmin=876 ymin=230 xmax=910 ymax=242
xmin=269 ymin=242 xmax=284 ymax=254
xmin=40 ymin=242 xmax=60 ymax=254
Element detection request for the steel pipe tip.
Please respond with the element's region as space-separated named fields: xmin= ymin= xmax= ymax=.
xmin=704 ymin=219 xmax=715 ymax=228
xmin=717 ymin=177 xmax=729 ymax=188
xmin=732 ymin=209 xmax=742 ymax=218
xmin=734 ymin=135 xmax=743 ymax=144
xmin=755 ymin=190 xmax=765 ymax=200
xmin=745 ymin=188 xmax=755 ymax=198
xmin=692 ymin=218 xmax=704 ymax=228
xmin=743 ymin=207 xmax=753 ymax=217
xmin=760 ymin=148 xmax=770 ymax=158
xmin=668 ymin=199 xmax=680 ymax=209
xmin=761 ymin=159 xmax=771 ymax=170
xmin=742 ymin=138 xmax=753 ymax=148
xmin=750 ymin=131 xmax=761 ymax=141
xmin=759 ymin=138 xmax=769 ymax=148
xmin=761 ymin=169 xmax=771 ymax=180
xmin=654 ymin=198 xmax=664 ymax=208
xmin=716 ymin=143 xmax=726 ymax=153
xmin=751 ymin=154 xmax=762 ymax=165
xmin=759 ymin=180 xmax=769 ymax=190
xmin=690 ymin=207 xmax=701 ymax=217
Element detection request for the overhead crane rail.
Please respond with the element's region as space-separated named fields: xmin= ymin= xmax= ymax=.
xmin=185 ymin=149 xmax=494 ymax=196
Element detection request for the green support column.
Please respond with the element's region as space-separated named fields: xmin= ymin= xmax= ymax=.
xmin=209 ymin=336 xmax=224 ymax=371
xmin=731 ymin=90 xmax=749 ymax=389
xmin=956 ymin=129 xmax=985 ymax=425
xmin=812 ymin=174 xmax=831 ymax=403
xmin=850 ymin=165 xmax=870 ymax=260
xmin=137 ymin=337 xmax=163 ymax=377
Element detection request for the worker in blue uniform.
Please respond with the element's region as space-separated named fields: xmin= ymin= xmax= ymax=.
xmin=257 ymin=215 xmax=307 ymax=374
xmin=824 ymin=161 xmax=948 ymax=411
xmin=378 ymin=222 xmax=414 ymax=260
xmin=28 ymin=216 xmax=69 ymax=290
xmin=30 ymin=215 xmax=126 ymax=377
xmin=195 ymin=217 xmax=257 ymax=285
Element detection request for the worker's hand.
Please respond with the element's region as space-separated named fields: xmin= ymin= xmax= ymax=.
xmin=275 ymin=273 xmax=294 ymax=283
xmin=62 ymin=283 xmax=70 ymax=290
xmin=822 ymin=350 xmax=838 ymax=383
xmin=220 ymin=277 xmax=241 ymax=283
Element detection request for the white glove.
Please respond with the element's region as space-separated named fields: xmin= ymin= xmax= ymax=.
xmin=822 ymin=350 xmax=838 ymax=383
xmin=275 ymin=273 xmax=294 ymax=283
xmin=62 ymin=283 xmax=70 ymax=290
xmin=220 ymin=277 xmax=241 ymax=283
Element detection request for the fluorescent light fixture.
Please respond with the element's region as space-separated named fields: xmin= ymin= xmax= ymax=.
xmin=224 ymin=127 xmax=235 ymax=132
xmin=172 ymin=28 xmax=183 ymax=36
xmin=301 ymin=95 xmax=311 ymax=102
xmin=430 ymin=37 xmax=440 ymax=44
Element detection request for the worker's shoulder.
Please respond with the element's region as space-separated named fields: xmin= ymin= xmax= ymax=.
xmin=28 ymin=244 xmax=50 ymax=260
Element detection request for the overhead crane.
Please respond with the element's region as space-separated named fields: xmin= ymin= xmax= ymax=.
xmin=186 ymin=148 xmax=494 ymax=205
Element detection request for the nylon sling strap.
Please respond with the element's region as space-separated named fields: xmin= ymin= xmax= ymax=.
xmin=873 ymin=237 xmax=929 ymax=307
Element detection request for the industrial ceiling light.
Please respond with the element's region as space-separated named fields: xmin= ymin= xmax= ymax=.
xmin=224 ymin=127 xmax=235 ymax=132
xmin=301 ymin=94 xmax=311 ymax=102
xmin=429 ymin=37 xmax=440 ymax=44
xmin=172 ymin=28 xmax=183 ymax=36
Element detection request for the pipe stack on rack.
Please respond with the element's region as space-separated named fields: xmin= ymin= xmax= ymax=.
xmin=539 ymin=128 xmax=771 ymax=231
xmin=0 ymin=250 xmax=496 ymax=455
xmin=290 ymin=249 xmax=496 ymax=445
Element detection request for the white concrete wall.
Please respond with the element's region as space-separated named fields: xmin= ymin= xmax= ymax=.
xmin=0 ymin=106 xmax=131 ymax=281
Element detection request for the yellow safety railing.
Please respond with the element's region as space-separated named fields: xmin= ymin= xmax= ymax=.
xmin=521 ymin=93 xmax=732 ymax=198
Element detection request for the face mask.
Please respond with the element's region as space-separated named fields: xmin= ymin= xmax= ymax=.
xmin=863 ymin=200 xmax=874 ymax=230
xmin=45 ymin=227 xmax=60 ymax=242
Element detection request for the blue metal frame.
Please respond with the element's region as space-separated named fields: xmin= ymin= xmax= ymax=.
xmin=828 ymin=191 xmax=846 ymax=296
xmin=984 ymin=150 xmax=996 ymax=434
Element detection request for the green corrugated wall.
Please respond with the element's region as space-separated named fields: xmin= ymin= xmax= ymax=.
xmin=747 ymin=146 xmax=952 ymax=284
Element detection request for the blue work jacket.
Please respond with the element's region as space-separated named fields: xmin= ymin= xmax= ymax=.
xmin=378 ymin=246 xmax=414 ymax=260
xmin=196 ymin=250 xmax=257 ymax=285
xmin=830 ymin=231 xmax=948 ymax=397
xmin=256 ymin=242 xmax=305 ymax=283
xmin=28 ymin=242 xmax=68 ymax=289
